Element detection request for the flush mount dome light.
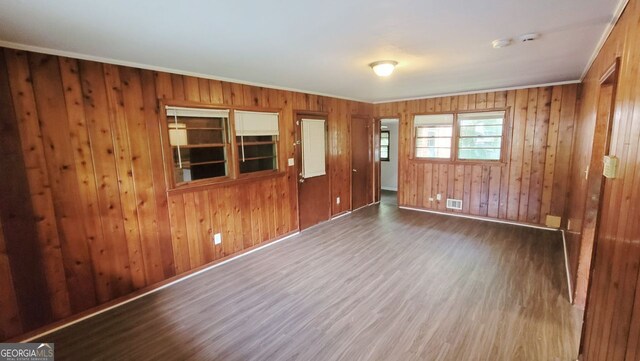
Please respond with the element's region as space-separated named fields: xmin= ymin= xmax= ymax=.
xmin=369 ymin=60 xmax=398 ymax=77
xmin=492 ymin=38 xmax=512 ymax=49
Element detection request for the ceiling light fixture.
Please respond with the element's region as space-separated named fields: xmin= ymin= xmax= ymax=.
xmin=492 ymin=38 xmax=512 ymax=49
xmin=369 ymin=60 xmax=398 ymax=77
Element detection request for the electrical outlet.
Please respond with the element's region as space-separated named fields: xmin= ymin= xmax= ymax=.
xmin=436 ymin=194 xmax=442 ymax=201
xmin=288 ymin=158 xmax=295 ymax=166
xmin=336 ymin=196 xmax=341 ymax=205
xmin=428 ymin=197 xmax=434 ymax=202
xmin=213 ymin=233 xmax=222 ymax=245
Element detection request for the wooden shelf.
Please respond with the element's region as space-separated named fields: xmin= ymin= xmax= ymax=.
xmin=238 ymin=141 xmax=276 ymax=146
xmin=241 ymin=155 xmax=276 ymax=161
xmin=179 ymin=160 xmax=226 ymax=167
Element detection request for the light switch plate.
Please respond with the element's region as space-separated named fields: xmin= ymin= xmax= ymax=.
xmin=213 ymin=233 xmax=222 ymax=245
xmin=603 ymin=155 xmax=619 ymax=179
xmin=288 ymin=158 xmax=295 ymax=166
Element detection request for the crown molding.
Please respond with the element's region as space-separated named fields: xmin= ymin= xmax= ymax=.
xmin=372 ymin=80 xmax=581 ymax=104
xmin=0 ymin=40 xmax=367 ymax=103
xmin=580 ymin=0 xmax=629 ymax=80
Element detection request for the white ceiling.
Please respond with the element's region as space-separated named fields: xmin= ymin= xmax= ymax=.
xmin=0 ymin=0 xmax=621 ymax=102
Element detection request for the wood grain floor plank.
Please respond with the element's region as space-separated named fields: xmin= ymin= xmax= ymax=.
xmin=40 ymin=204 xmax=581 ymax=361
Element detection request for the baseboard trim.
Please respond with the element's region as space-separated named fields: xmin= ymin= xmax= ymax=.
xmin=14 ymin=203 xmax=575 ymax=341
xmin=399 ymin=205 xmax=574 ymax=303
xmin=15 ymin=230 xmax=300 ymax=343
xmin=352 ymin=202 xmax=376 ymax=212
xmin=560 ymin=229 xmax=574 ymax=303
xmin=15 ymin=206 xmax=364 ymax=342
xmin=398 ymin=206 xmax=558 ymax=231
xmin=331 ymin=211 xmax=352 ymax=220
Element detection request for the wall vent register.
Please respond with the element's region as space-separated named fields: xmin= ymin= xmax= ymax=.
xmin=446 ymin=198 xmax=463 ymax=210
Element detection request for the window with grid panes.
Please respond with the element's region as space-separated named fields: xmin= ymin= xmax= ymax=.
xmin=413 ymin=114 xmax=454 ymax=159
xmin=234 ymin=110 xmax=279 ymax=174
xmin=166 ymin=107 xmax=230 ymax=184
xmin=457 ymin=111 xmax=505 ymax=161
xmin=381 ymin=130 xmax=390 ymax=161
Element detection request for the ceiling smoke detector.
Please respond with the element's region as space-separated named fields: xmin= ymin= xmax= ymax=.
xmin=519 ymin=33 xmax=540 ymax=43
xmin=492 ymin=38 xmax=512 ymax=49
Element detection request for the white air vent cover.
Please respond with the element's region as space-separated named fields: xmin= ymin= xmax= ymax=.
xmin=446 ymin=198 xmax=463 ymax=210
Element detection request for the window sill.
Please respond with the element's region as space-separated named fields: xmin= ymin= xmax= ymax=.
xmin=167 ymin=170 xmax=286 ymax=195
xmin=410 ymin=158 xmax=508 ymax=167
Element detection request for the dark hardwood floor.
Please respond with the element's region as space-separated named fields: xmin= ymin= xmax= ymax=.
xmin=380 ymin=189 xmax=398 ymax=205
xmin=38 ymin=203 xmax=582 ymax=360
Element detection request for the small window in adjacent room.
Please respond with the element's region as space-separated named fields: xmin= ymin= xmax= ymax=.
xmin=235 ymin=110 xmax=280 ymax=174
xmin=166 ymin=106 xmax=230 ymax=184
xmin=380 ymin=130 xmax=390 ymax=161
xmin=457 ymin=111 xmax=505 ymax=161
xmin=414 ymin=114 xmax=454 ymax=159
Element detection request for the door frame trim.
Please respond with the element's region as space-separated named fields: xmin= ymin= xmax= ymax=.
xmin=350 ymin=114 xmax=375 ymax=210
xmin=577 ymin=56 xmax=621 ymax=359
xmin=376 ymin=115 xmax=402 ymax=205
xmin=293 ymin=110 xmax=330 ymax=230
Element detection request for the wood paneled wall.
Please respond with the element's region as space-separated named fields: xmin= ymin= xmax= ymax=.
xmin=567 ymin=0 xmax=640 ymax=359
xmin=0 ymin=47 xmax=371 ymax=340
xmin=373 ymin=85 xmax=578 ymax=226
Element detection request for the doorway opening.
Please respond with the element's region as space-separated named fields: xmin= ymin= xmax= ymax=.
xmin=379 ymin=118 xmax=399 ymax=205
xmin=578 ymin=58 xmax=620 ymax=359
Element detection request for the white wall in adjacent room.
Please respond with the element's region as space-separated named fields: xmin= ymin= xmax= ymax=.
xmin=381 ymin=119 xmax=399 ymax=191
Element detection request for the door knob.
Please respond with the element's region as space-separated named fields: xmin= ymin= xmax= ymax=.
xmin=299 ymin=178 xmax=305 ymax=183
xmin=352 ymin=169 xmax=358 ymax=172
